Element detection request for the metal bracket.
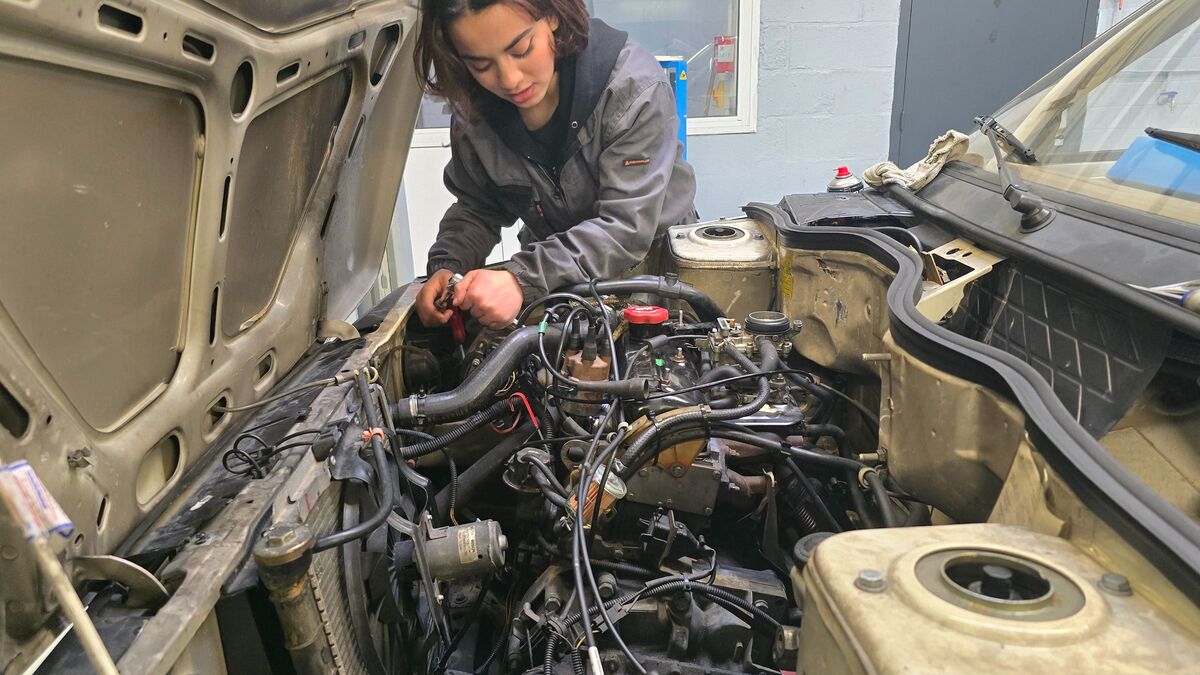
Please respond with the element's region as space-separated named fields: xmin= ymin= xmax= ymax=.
xmin=72 ymin=555 xmax=169 ymax=609
xmin=916 ymin=238 xmax=1005 ymax=322
xmin=316 ymin=320 xmax=361 ymax=342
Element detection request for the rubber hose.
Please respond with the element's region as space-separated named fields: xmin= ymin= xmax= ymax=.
xmin=864 ymin=470 xmax=902 ymax=527
xmin=522 ymin=454 xmax=570 ymax=497
xmin=902 ymin=499 xmax=932 ymax=527
xmin=782 ymin=457 xmax=843 ymax=533
xmin=313 ymin=374 xmax=395 ymax=552
xmin=433 ymin=423 xmax=534 ymax=518
xmin=392 ymin=326 xmax=563 ymax=421
xmin=619 ymin=339 xmax=779 ymax=478
xmin=784 ymin=372 xmax=834 ymax=413
xmin=642 ymin=424 xmax=867 ymax=473
xmin=803 ymin=422 xmax=877 ymax=528
xmin=397 ymin=400 xmax=510 ymax=459
xmin=562 ymin=275 xmax=725 ymax=323
xmin=699 ymin=364 xmax=746 ymax=386
xmin=534 ymin=472 xmax=573 ymax=513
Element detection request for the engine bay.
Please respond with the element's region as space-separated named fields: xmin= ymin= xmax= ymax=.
xmin=290 ymin=275 xmax=902 ymax=675
xmin=223 ymin=214 xmax=1197 ymax=675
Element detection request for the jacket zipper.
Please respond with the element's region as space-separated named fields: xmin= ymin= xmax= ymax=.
xmin=530 ymin=157 xmax=566 ymax=203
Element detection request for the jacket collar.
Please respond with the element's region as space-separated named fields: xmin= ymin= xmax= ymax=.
xmin=484 ymin=18 xmax=628 ymax=167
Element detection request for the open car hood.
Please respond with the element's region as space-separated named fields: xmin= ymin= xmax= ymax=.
xmin=0 ymin=0 xmax=420 ymax=566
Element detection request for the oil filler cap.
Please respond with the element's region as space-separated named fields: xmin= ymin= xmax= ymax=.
xmin=624 ymin=306 xmax=670 ymax=325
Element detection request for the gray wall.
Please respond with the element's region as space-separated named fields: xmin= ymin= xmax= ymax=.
xmin=688 ymin=0 xmax=902 ymax=219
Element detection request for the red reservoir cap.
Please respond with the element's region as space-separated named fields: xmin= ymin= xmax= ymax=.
xmin=623 ymin=305 xmax=670 ymax=324
xmin=835 ymin=166 xmax=852 ymax=178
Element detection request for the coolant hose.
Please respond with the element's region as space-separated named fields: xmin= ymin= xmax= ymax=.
xmin=562 ymin=275 xmax=725 ymax=322
xmin=391 ymin=326 xmax=563 ymax=421
xmin=619 ymin=338 xmax=778 ymax=478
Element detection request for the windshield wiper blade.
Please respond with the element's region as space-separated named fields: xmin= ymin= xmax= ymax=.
xmin=1146 ymin=127 xmax=1200 ymax=153
xmin=974 ymin=115 xmax=1055 ymax=233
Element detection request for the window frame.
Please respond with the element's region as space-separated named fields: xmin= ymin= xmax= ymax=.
xmin=411 ymin=0 xmax=759 ymax=148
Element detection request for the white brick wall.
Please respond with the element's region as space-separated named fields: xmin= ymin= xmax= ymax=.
xmin=688 ymin=0 xmax=902 ymax=218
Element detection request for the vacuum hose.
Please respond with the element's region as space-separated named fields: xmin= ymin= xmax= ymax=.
xmin=563 ymin=275 xmax=725 ymax=323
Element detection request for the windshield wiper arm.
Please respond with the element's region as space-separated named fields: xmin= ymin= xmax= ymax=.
xmin=1146 ymin=127 xmax=1200 ymax=153
xmin=977 ymin=115 xmax=1038 ymax=163
xmin=974 ymin=115 xmax=1056 ymax=233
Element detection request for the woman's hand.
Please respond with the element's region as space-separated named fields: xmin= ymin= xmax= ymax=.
xmin=454 ymin=269 xmax=524 ymax=329
xmin=416 ymin=269 xmax=457 ymax=327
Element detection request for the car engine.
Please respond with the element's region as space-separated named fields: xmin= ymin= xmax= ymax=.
xmin=246 ymin=267 xmax=909 ymax=675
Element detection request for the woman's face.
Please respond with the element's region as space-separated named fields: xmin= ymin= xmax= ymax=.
xmin=449 ymin=3 xmax=560 ymax=109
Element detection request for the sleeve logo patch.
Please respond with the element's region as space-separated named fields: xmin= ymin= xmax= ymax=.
xmin=623 ymin=157 xmax=651 ymax=167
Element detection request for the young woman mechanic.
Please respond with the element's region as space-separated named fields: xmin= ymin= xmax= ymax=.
xmin=413 ymin=0 xmax=697 ymax=329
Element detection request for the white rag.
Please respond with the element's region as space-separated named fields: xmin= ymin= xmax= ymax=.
xmin=864 ymin=130 xmax=970 ymax=190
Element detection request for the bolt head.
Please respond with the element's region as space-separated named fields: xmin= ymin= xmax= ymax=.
xmin=703 ymin=507 xmax=713 ymax=515
xmin=854 ymin=569 xmax=886 ymax=593
xmin=669 ymin=464 xmax=685 ymax=478
xmin=1099 ymin=572 xmax=1132 ymax=596
xmin=638 ymin=468 xmax=649 ymax=477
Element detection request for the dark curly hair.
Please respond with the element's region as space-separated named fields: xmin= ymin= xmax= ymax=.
xmin=415 ymin=0 xmax=590 ymax=123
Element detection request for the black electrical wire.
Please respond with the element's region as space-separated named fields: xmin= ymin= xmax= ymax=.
xmin=313 ymin=371 xmax=396 ymax=553
xmin=221 ymin=431 xmax=320 ymax=478
xmin=568 ymin=406 xmax=645 ymax=674
xmin=801 ymin=423 xmax=878 ymax=528
xmin=619 ymin=340 xmax=777 ymax=479
xmin=554 ymin=306 xmax=591 ymax=368
xmin=782 ymin=457 xmax=843 ymax=533
xmin=519 ymin=453 xmax=571 ymax=497
xmin=516 ymin=292 xmax=600 ymax=325
xmin=433 ymin=575 xmax=492 ymax=673
xmin=394 ymin=427 xmax=460 ymax=526
xmin=396 ymin=400 xmax=511 ymax=459
xmin=559 ymin=576 xmax=781 ymax=640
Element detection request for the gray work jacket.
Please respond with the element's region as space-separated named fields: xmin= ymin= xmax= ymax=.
xmin=425 ymin=19 xmax=698 ymax=299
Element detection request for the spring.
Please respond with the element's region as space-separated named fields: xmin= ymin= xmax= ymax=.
xmin=781 ymin=473 xmax=820 ymax=534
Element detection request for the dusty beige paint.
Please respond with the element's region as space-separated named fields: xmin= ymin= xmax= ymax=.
xmin=879 ymin=332 xmax=1026 ymax=522
xmin=1099 ymin=391 xmax=1200 ymax=521
xmin=780 ymin=249 xmax=894 ymax=376
xmin=665 ymin=218 xmax=777 ymax=322
xmin=800 ymin=524 xmax=1200 ymax=674
xmin=0 ymin=0 xmax=422 ymax=662
xmin=991 ymin=444 xmax=1200 ymax=638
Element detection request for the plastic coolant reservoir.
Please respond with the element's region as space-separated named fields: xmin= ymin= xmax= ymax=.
xmin=666 ymin=218 xmax=775 ymax=321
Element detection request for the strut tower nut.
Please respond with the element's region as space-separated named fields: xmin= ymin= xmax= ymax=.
xmin=1099 ymin=572 xmax=1133 ymax=596
xmin=855 ymin=569 xmax=887 ymax=593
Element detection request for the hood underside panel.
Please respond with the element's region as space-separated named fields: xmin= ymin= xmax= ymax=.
xmin=0 ymin=0 xmax=420 ymax=583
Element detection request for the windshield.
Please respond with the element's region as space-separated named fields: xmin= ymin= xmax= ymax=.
xmin=962 ymin=0 xmax=1200 ymax=226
